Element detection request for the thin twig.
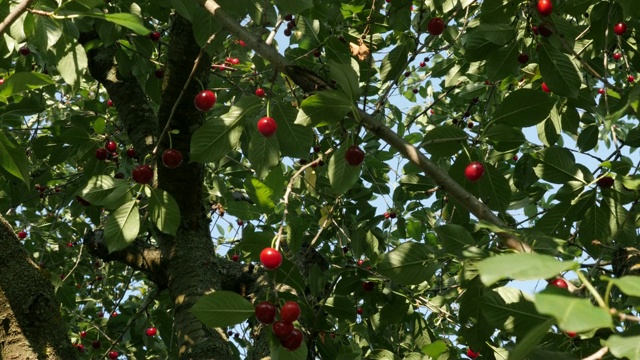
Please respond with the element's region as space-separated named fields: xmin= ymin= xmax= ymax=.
xmin=582 ymin=346 xmax=608 ymax=360
xmin=0 ymin=0 xmax=35 ymax=36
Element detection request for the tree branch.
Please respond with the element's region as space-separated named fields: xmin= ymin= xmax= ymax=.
xmin=198 ymin=0 xmax=531 ymax=253
xmin=0 ymin=214 xmax=78 ymax=359
xmin=83 ymin=229 xmax=168 ymax=289
xmin=0 ymin=0 xmax=34 ymax=36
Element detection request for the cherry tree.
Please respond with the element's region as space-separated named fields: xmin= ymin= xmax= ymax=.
xmin=0 ymin=0 xmax=639 ymax=359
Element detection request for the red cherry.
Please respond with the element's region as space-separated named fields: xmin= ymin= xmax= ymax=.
xmin=260 ymin=247 xmax=282 ymax=270
xmin=107 ymin=99 xmax=114 ymax=107
xmin=613 ymin=22 xmax=627 ymax=36
xmin=613 ymin=53 xmax=622 ymax=61
xmin=536 ymin=0 xmax=552 ymax=17
xmin=237 ymin=219 xmax=243 ymax=226
xmin=357 ymin=259 xmax=364 ymax=266
xmin=17 ymin=230 xmax=27 ymax=239
xmin=255 ymin=88 xmax=266 ymax=97
xmin=548 ymin=278 xmax=568 ymax=289
xmin=225 ymin=57 xmax=240 ymax=65
xmin=255 ymin=301 xmax=277 ymax=324
xmin=383 ymin=212 xmax=390 ymax=219
xmin=19 ymin=46 xmax=31 ymax=56
xmin=75 ymin=344 xmax=85 ymax=352
xmin=356 ymin=307 xmax=363 ymax=315
xmin=132 ymin=165 xmax=154 ymax=184
xmin=598 ymin=88 xmax=605 ymax=95
xmin=237 ymin=40 xmax=246 ymax=46
xmin=108 ymin=351 xmax=119 ymax=359
xmin=597 ymin=176 xmax=614 ymax=189
xmin=464 ymin=162 xmax=485 ymax=182
xmin=541 ymin=82 xmax=551 ymax=93
xmin=466 ymin=348 xmax=480 ymax=359
xmin=362 ymin=281 xmax=374 ymax=291
xmin=427 ymin=18 xmax=445 ymax=36
xmin=149 ymin=31 xmax=161 ymax=41
xmin=280 ymin=328 xmax=303 ymax=351
xmin=146 ymin=327 xmax=157 ymax=336
xmin=419 ymin=61 xmax=426 ymax=67
xmin=154 ymin=69 xmax=164 ymax=78
xmin=91 ymin=340 xmax=101 ymax=349
xmin=257 ymin=117 xmax=277 ymax=137
xmin=272 ymin=320 xmax=294 ymax=339
xmin=280 ymin=301 xmax=300 ymax=323
xmin=517 ymin=53 xmax=529 ymax=64
xmin=96 ymin=148 xmax=109 ymax=161
xmin=194 ymin=90 xmax=216 ymax=111
xmin=531 ymin=25 xmax=539 ymax=35
xmin=126 ymin=148 xmax=136 ymax=158
xmin=0 ymin=78 xmax=4 ymax=85
xmin=628 ymin=75 xmax=635 ymax=83
xmin=313 ymin=50 xmax=321 ymax=57
xmin=284 ymin=28 xmax=292 ymax=37
xmin=80 ymin=330 xmax=87 ymax=338
xmin=111 ymin=311 xmax=118 ymax=317
xmin=284 ymin=14 xmax=293 ymax=21
xmin=105 ymin=140 xmax=117 ymax=152
xmin=538 ymin=22 xmax=553 ymax=37
xmin=345 ymin=145 xmax=365 ymax=166
xmin=231 ymin=254 xmax=240 ymax=262
xmin=162 ymin=149 xmax=183 ymax=169
xmin=566 ymin=331 xmax=577 ymax=338
xmin=389 ymin=212 xmax=397 ymax=219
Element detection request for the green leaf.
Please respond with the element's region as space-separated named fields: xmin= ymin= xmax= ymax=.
xmin=57 ymin=43 xmax=88 ymax=89
xmin=625 ymin=126 xmax=640 ymax=147
xmin=25 ymin=14 xmax=62 ymax=51
xmin=377 ymin=242 xmax=431 ymax=285
xmin=0 ymin=132 xmax=30 ymax=186
xmin=539 ymin=43 xmax=582 ymax=99
xmin=576 ymin=124 xmax=598 ymax=152
xmin=328 ymin=143 xmax=361 ymax=195
xmin=484 ymin=124 xmax=525 ymax=152
xmin=534 ymin=290 xmax=613 ymax=332
xmin=191 ymin=291 xmax=255 ymax=328
xmin=469 ymin=23 xmax=516 ymax=45
xmin=62 ymin=10 xmax=150 ymax=35
xmin=421 ymin=340 xmax=448 ymax=358
xmin=294 ymin=90 xmax=353 ymax=127
xmin=578 ymin=203 xmax=610 ymax=247
xmin=380 ymin=42 xmax=410 ymax=83
xmin=481 ymin=287 xmax=549 ymax=336
xmin=491 ymin=89 xmax=556 ymax=128
xmin=477 ymin=253 xmax=578 ymax=286
xmin=323 ymin=296 xmax=356 ymax=322
xmin=606 ymin=334 xmax=640 ymax=359
xmin=480 ymin=0 xmax=515 ymax=23
xmin=478 ymin=165 xmax=511 ymax=213
xmin=532 ymin=147 xmax=585 ymax=184
xmin=147 ymin=188 xmax=180 ymax=235
xmin=104 ymin=200 xmax=140 ymax=253
xmin=508 ymin=318 xmax=555 ymax=360
xmin=435 ymin=224 xmax=477 ymax=258
xmin=486 ymin=44 xmax=520 ymax=82
xmin=0 ymin=72 xmax=55 ymax=103
xmin=328 ymin=59 xmax=361 ymax=101
xmin=273 ymin=0 xmax=313 ymax=14
xmin=191 ymin=97 xmax=262 ymax=163
xmin=610 ymin=276 xmax=640 ymax=297
xmin=248 ymin=129 xmax=279 ymax=179
xmin=420 ymin=125 xmax=468 ymax=157
xmin=79 ymin=175 xmax=131 ymax=208
xmin=272 ymin=101 xmax=314 ymax=158
xmin=244 ymin=177 xmax=276 ymax=211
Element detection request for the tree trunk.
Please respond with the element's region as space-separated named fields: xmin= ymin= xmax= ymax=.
xmin=0 ymin=215 xmax=78 ymax=360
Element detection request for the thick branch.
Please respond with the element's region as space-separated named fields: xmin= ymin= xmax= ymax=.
xmin=83 ymin=229 xmax=168 ymax=289
xmin=0 ymin=0 xmax=34 ymax=36
xmin=0 ymin=214 xmax=78 ymax=360
xmin=79 ymin=32 xmax=158 ymax=161
xmin=199 ymin=0 xmax=531 ymax=253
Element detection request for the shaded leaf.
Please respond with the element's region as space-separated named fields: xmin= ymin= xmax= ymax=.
xmin=191 ymin=291 xmax=255 ymax=328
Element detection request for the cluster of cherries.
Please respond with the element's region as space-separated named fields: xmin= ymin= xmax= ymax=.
xmin=255 ymin=247 xmax=304 ymax=350
xmin=255 ymin=300 xmax=304 ymax=351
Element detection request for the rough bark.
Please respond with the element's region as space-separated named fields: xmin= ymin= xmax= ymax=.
xmin=154 ymin=15 xmax=232 ymax=359
xmin=0 ymin=214 xmax=78 ymax=360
